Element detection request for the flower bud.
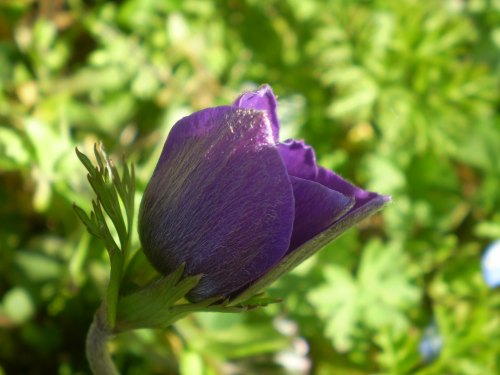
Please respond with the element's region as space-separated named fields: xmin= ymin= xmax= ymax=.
xmin=139 ymin=85 xmax=389 ymax=302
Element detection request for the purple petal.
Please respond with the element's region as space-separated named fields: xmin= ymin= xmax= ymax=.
xmin=140 ymin=106 xmax=294 ymax=302
xmin=278 ymin=139 xmax=385 ymax=214
xmin=229 ymin=184 xmax=390 ymax=305
xmin=317 ymin=167 xmax=391 ymax=228
xmin=233 ymin=85 xmax=280 ymax=141
xmin=278 ymin=140 xmax=318 ymax=180
xmin=288 ymin=177 xmax=354 ymax=252
xmin=316 ymin=167 xmax=382 ymax=211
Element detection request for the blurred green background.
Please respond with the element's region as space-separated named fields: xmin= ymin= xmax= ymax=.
xmin=1 ymin=0 xmax=499 ymax=374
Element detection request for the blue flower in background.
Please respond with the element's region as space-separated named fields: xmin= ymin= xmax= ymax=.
xmin=419 ymin=322 xmax=443 ymax=363
xmin=481 ymin=240 xmax=500 ymax=288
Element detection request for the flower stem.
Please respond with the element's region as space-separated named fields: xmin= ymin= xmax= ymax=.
xmin=86 ymin=306 xmax=119 ymax=375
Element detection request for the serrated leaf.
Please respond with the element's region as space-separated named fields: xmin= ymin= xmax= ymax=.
xmin=93 ymin=143 xmax=106 ymax=172
xmin=75 ymin=147 xmax=97 ymax=176
xmin=73 ymin=203 xmax=100 ymax=237
xmin=115 ymin=264 xmax=202 ymax=330
xmin=308 ymin=265 xmax=359 ymax=352
xmin=92 ymin=200 xmax=119 ymax=255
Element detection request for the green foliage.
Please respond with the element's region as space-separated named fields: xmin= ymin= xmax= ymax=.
xmin=308 ymin=240 xmax=420 ymax=353
xmin=0 ymin=0 xmax=499 ymax=374
xmin=73 ymin=144 xmax=136 ymax=328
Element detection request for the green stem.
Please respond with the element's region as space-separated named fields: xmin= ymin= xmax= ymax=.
xmin=86 ymin=306 xmax=119 ymax=375
xmin=107 ymin=252 xmax=123 ymax=328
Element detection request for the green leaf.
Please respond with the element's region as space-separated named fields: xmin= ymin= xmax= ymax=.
xmin=75 ymin=147 xmax=97 ymax=176
xmin=92 ymin=199 xmax=119 ymax=255
xmin=73 ymin=203 xmax=100 ymax=237
xmin=14 ymin=251 xmax=62 ymax=282
xmin=116 ymin=264 xmax=202 ymax=331
xmin=93 ymin=143 xmax=106 ymax=173
xmin=74 ymin=144 xmax=135 ymax=255
xmin=308 ymin=265 xmax=359 ymax=352
xmin=308 ymin=240 xmax=420 ymax=352
xmin=73 ymin=144 xmax=137 ymax=331
xmin=2 ymin=287 xmax=35 ymax=324
xmin=0 ymin=126 xmax=31 ymax=170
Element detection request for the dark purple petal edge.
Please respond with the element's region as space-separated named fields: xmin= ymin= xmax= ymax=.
xmin=230 ymin=193 xmax=391 ymax=304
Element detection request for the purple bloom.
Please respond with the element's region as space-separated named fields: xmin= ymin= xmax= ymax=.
xmin=139 ymin=85 xmax=389 ymax=302
xmin=482 ymin=240 xmax=500 ymax=288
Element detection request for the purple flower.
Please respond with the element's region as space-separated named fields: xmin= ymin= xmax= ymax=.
xmin=139 ymin=85 xmax=389 ymax=302
xmin=482 ymin=240 xmax=500 ymax=288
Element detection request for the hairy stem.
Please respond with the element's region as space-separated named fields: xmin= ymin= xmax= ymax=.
xmin=86 ymin=306 xmax=119 ymax=375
